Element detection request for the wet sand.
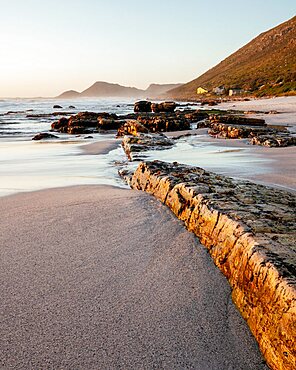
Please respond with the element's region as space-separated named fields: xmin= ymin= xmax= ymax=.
xmin=80 ymin=139 xmax=120 ymax=155
xmin=0 ymin=185 xmax=267 ymax=370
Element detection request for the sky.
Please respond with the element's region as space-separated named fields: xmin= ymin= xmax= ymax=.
xmin=0 ymin=0 xmax=295 ymax=97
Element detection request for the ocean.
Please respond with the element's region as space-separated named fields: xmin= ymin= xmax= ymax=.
xmin=0 ymin=98 xmax=269 ymax=197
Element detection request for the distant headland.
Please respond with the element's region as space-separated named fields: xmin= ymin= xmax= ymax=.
xmin=57 ymin=82 xmax=183 ymax=99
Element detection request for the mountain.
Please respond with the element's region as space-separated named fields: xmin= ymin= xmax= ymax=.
xmin=145 ymin=83 xmax=183 ymax=98
xmin=80 ymin=81 xmax=144 ymax=98
xmin=167 ymin=16 xmax=296 ymax=99
xmin=57 ymin=82 xmax=183 ymax=99
xmin=58 ymin=90 xmax=81 ymax=99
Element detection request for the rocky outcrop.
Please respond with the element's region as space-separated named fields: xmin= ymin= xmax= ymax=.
xmin=134 ymin=101 xmax=152 ymax=113
xmin=208 ymin=123 xmax=270 ymax=139
xmin=117 ymin=120 xmax=149 ymax=137
xmin=137 ymin=113 xmax=191 ymax=132
xmin=207 ymin=114 xmax=296 ymax=147
xmin=209 ymin=114 xmax=266 ymax=126
xmin=97 ymin=118 xmax=124 ymax=131
xmin=122 ymin=135 xmax=174 ymax=161
xmin=121 ymin=160 xmax=296 ymax=370
xmin=151 ymin=101 xmax=176 ymax=113
xmin=32 ymin=132 xmax=59 ymax=140
xmin=51 ymin=112 xmax=119 ymax=134
xmin=250 ymin=134 xmax=296 ymax=147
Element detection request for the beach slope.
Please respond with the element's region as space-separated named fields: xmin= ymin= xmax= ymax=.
xmin=0 ymin=186 xmax=267 ymax=369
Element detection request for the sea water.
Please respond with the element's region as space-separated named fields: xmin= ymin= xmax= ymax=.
xmin=0 ymin=98 xmax=270 ymax=197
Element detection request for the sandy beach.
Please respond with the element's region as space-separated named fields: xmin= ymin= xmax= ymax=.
xmin=0 ymin=185 xmax=267 ymax=369
xmin=0 ymin=96 xmax=294 ymax=369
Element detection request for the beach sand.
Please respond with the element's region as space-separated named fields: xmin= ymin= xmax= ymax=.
xmin=0 ymin=185 xmax=267 ymax=369
xmin=80 ymin=138 xmax=120 ymax=155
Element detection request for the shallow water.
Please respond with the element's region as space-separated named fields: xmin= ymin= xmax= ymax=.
xmin=0 ymin=98 xmax=275 ymax=197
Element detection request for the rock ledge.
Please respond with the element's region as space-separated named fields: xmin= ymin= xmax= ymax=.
xmin=122 ymin=160 xmax=296 ymax=370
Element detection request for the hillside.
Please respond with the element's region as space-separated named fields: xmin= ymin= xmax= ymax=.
xmin=145 ymin=83 xmax=183 ymax=98
xmin=58 ymin=82 xmax=183 ymax=99
xmin=167 ymin=16 xmax=296 ymax=99
xmin=58 ymin=90 xmax=81 ymax=99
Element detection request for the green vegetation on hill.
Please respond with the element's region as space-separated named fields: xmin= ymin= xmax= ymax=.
xmin=168 ymin=16 xmax=296 ymax=99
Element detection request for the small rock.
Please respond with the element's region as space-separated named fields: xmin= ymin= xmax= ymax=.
xmin=53 ymin=105 xmax=63 ymax=109
xmin=32 ymin=133 xmax=58 ymax=140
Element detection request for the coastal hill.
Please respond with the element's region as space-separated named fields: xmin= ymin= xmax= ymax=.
xmin=145 ymin=83 xmax=182 ymax=98
xmin=58 ymin=82 xmax=182 ymax=99
xmin=167 ymin=15 xmax=296 ymax=99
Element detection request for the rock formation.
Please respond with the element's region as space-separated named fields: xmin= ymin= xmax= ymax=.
xmin=122 ymin=135 xmax=174 ymax=161
xmin=32 ymin=133 xmax=59 ymax=140
xmin=134 ymin=101 xmax=152 ymax=113
xmin=120 ymin=160 xmax=296 ymax=370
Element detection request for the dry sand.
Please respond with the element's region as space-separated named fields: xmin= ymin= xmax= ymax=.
xmin=0 ymin=186 xmax=267 ymax=369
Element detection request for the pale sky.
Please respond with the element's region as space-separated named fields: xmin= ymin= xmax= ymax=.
xmin=0 ymin=0 xmax=295 ymax=97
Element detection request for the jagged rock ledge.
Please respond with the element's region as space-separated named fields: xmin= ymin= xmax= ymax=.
xmin=122 ymin=134 xmax=174 ymax=161
xmin=120 ymin=160 xmax=296 ymax=370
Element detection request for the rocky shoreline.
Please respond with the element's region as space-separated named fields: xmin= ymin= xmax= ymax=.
xmin=120 ymin=160 xmax=296 ymax=370
xmin=41 ymin=100 xmax=296 ymax=148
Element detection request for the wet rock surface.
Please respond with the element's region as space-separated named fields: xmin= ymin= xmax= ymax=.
xmin=51 ymin=111 xmax=119 ymax=134
xmin=151 ymin=101 xmax=177 ymax=113
xmin=49 ymin=106 xmax=296 ymax=147
xmin=134 ymin=101 xmax=152 ymax=113
xmin=122 ymin=135 xmax=174 ymax=161
xmin=121 ymin=160 xmax=296 ymax=370
xmin=117 ymin=120 xmax=149 ymax=137
xmin=208 ymin=114 xmax=296 ymax=147
xmin=32 ymin=132 xmax=59 ymax=140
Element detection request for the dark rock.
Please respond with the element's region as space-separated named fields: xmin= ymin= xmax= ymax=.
xmin=200 ymin=100 xmax=219 ymax=106
xmin=53 ymin=105 xmax=63 ymax=109
xmin=134 ymin=101 xmax=152 ymax=113
xmin=51 ymin=111 xmax=118 ymax=134
xmin=84 ymin=135 xmax=93 ymax=139
xmin=51 ymin=117 xmax=69 ymax=132
xmin=97 ymin=118 xmax=124 ymax=131
xmin=209 ymin=114 xmax=266 ymax=126
xmin=32 ymin=132 xmax=58 ymax=140
xmin=69 ymin=105 xmax=76 ymax=109
xmin=151 ymin=101 xmax=176 ymax=113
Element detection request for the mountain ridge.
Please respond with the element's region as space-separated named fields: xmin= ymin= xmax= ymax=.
xmin=58 ymin=82 xmax=182 ymax=99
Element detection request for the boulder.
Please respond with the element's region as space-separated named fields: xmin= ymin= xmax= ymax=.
xmin=32 ymin=132 xmax=58 ymax=140
xmin=151 ymin=101 xmax=176 ymax=113
xmin=137 ymin=114 xmax=190 ymax=132
xmin=117 ymin=120 xmax=149 ymax=137
xmin=53 ymin=105 xmax=63 ymax=109
xmin=51 ymin=111 xmax=118 ymax=134
xmin=134 ymin=101 xmax=152 ymax=113
xmin=97 ymin=118 xmax=124 ymax=131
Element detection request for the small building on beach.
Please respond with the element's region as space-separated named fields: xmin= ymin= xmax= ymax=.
xmin=196 ymin=87 xmax=208 ymax=95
